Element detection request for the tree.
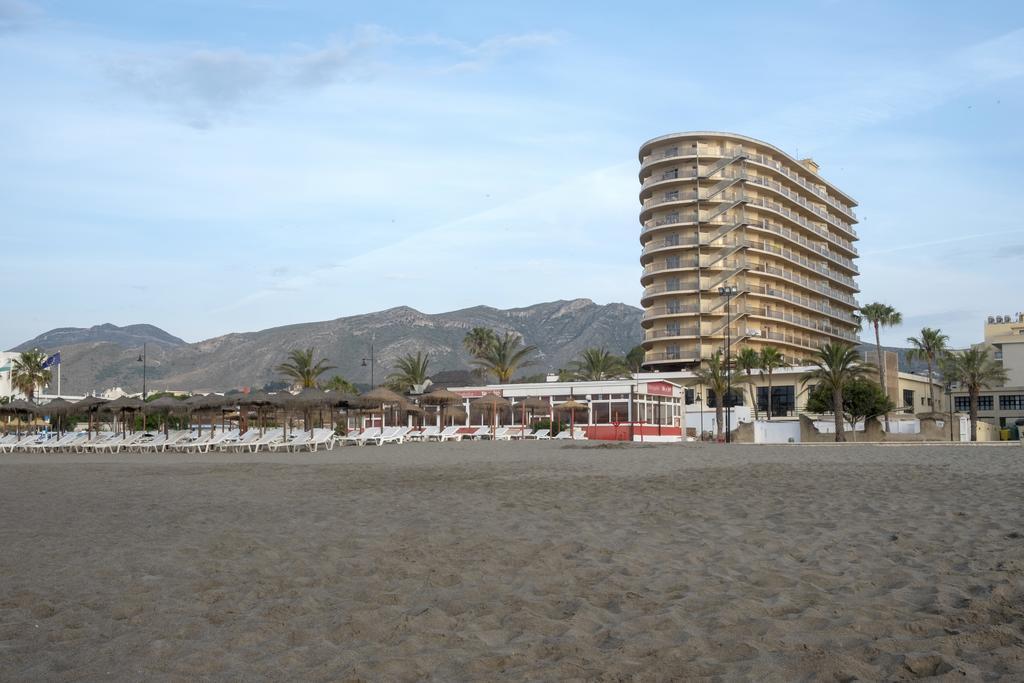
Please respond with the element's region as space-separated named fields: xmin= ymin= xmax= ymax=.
xmin=943 ymin=347 xmax=1008 ymax=441
xmin=275 ymin=348 xmax=335 ymax=389
xmin=470 ymin=332 xmax=538 ymax=384
xmin=694 ymin=351 xmax=729 ymax=441
xmin=463 ymin=327 xmax=498 ymax=358
xmin=806 ymin=377 xmax=894 ymax=441
xmin=625 ymin=345 xmax=646 ymax=374
xmin=859 ymin=302 xmax=902 ymax=430
xmin=906 ymin=327 xmax=949 ymax=412
xmin=323 ymin=375 xmax=358 ymax=394
xmin=734 ymin=347 xmax=761 ymax=420
xmin=802 ymin=343 xmax=874 ymax=442
xmin=758 ymin=346 xmax=789 ymax=420
xmin=568 ymin=348 xmax=626 ymax=381
xmin=11 ymin=350 xmax=51 ymax=402
xmin=385 ymin=352 xmax=431 ymax=393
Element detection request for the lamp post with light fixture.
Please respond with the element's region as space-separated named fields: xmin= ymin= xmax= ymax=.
xmin=718 ymin=285 xmax=738 ymax=443
xmin=137 ymin=343 xmax=147 ymax=400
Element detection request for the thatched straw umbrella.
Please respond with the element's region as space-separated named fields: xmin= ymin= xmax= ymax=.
xmin=446 ymin=405 xmax=467 ymax=426
xmin=471 ymin=394 xmax=510 ymax=434
xmin=239 ymin=391 xmax=275 ymax=435
xmin=102 ymin=396 xmax=145 ymax=438
xmin=41 ymin=397 xmax=75 ymax=435
xmin=554 ymin=399 xmax=589 ymax=439
xmin=74 ymin=396 xmax=108 ymax=439
xmin=291 ymin=387 xmax=332 ymax=433
xmin=516 ymin=396 xmax=551 ymax=436
xmin=1 ymin=399 xmax=38 ymax=436
xmin=421 ymin=388 xmax=464 ymax=428
xmin=146 ymin=396 xmax=186 ymax=436
xmin=361 ymin=387 xmax=406 ymax=428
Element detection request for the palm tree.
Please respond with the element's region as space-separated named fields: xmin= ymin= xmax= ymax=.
xmin=463 ymin=327 xmax=498 ymax=358
xmin=906 ymin=327 xmax=949 ymax=412
xmin=275 ymin=348 xmax=335 ymax=389
xmin=859 ymin=302 xmax=902 ymax=430
xmin=694 ymin=351 xmax=730 ymax=441
xmin=734 ymin=347 xmax=761 ymax=420
xmin=625 ymin=345 xmax=646 ymax=375
xmin=569 ymin=348 xmax=626 ymax=381
xmin=323 ymin=375 xmax=358 ymax=394
xmin=471 ymin=332 xmax=538 ymax=383
xmin=943 ymin=347 xmax=1008 ymax=441
xmin=759 ymin=346 xmax=789 ymax=420
xmin=802 ymin=343 xmax=873 ymax=442
xmin=385 ymin=352 xmax=431 ymax=393
xmin=11 ymin=350 xmax=51 ymax=402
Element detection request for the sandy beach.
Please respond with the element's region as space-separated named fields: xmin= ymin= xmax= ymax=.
xmin=1 ymin=442 xmax=1023 ymax=680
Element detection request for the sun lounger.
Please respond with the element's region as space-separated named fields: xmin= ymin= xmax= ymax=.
xmin=236 ymin=428 xmax=284 ymax=452
xmin=4 ymin=434 xmax=44 ymax=452
xmin=509 ymin=427 xmax=533 ymax=439
xmin=372 ymin=426 xmax=410 ymax=446
xmin=270 ymin=431 xmax=311 ymax=452
xmin=408 ymin=426 xmax=440 ymax=442
xmin=100 ymin=431 xmax=149 ymax=453
xmin=22 ymin=433 xmax=59 ymax=452
xmin=433 ymin=426 xmax=464 ymax=442
xmin=343 ymin=427 xmax=380 ymax=446
xmin=469 ymin=426 xmax=491 ymax=440
xmin=42 ymin=432 xmax=88 ymax=453
xmin=525 ymin=429 xmax=550 ymax=440
xmin=216 ymin=429 xmax=260 ymax=452
xmin=306 ymin=428 xmax=337 ymax=451
xmin=75 ymin=431 xmax=116 ymax=452
xmin=487 ymin=427 xmax=513 ymax=441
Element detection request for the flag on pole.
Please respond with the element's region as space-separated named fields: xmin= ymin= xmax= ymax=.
xmin=41 ymin=352 xmax=61 ymax=369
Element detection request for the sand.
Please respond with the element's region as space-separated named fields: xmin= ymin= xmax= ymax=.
xmin=1 ymin=441 xmax=1023 ymax=681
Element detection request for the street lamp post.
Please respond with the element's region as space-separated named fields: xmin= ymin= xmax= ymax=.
xmin=696 ymin=392 xmax=703 ymax=441
xmin=137 ymin=343 xmax=147 ymax=400
xmin=361 ymin=343 xmax=375 ymax=388
xmin=718 ymin=285 xmax=738 ymax=443
xmin=946 ymin=380 xmax=954 ymax=442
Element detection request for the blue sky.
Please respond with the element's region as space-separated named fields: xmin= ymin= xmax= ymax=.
xmin=2 ymin=0 xmax=1022 ymax=349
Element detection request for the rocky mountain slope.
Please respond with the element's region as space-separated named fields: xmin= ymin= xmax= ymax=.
xmin=11 ymin=299 xmax=644 ymax=394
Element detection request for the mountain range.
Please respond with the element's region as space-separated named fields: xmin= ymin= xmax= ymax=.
xmin=11 ymin=300 xmax=931 ymax=395
xmin=9 ymin=300 xmax=645 ymax=394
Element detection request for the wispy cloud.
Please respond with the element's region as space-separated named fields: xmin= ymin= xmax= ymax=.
xmin=106 ymin=25 xmax=560 ymax=127
xmin=860 ymin=229 xmax=1024 ymax=256
xmin=0 ymin=0 xmax=38 ymax=33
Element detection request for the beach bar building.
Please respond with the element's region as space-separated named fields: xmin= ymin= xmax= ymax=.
xmin=445 ymin=379 xmax=686 ymax=442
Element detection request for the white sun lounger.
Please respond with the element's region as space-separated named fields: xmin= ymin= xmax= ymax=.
xmin=408 ymin=426 xmax=440 ymax=442
xmin=486 ymin=427 xmax=513 ymax=441
xmin=306 ymin=428 xmax=337 ymax=451
xmin=372 ymin=426 xmax=410 ymax=446
xmin=469 ymin=426 xmax=490 ymax=440
xmin=42 ymin=432 xmax=88 ymax=453
xmin=524 ymin=429 xmax=550 ymax=440
xmin=74 ymin=431 xmax=115 ymax=452
xmin=22 ymin=433 xmax=59 ymax=452
xmin=217 ymin=429 xmax=261 ymax=452
xmin=270 ymin=431 xmax=311 ymax=452
xmin=433 ymin=426 xmax=464 ymax=442
xmin=236 ymin=428 xmax=284 ymax=452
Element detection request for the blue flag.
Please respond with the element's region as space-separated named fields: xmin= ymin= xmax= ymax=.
xmin=41 ymin=352 xmax=61 ymax=369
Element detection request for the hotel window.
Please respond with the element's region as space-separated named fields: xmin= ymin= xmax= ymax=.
xmin=999 ymin=394 xmax=1024 ymax=410
xmin=666 ymin=233 xmax=680 ymax=246
xmin=664 ymin=211 xmax=679 ymax=225
xmin=757 ymin=385 xmax=795 ymax=417
xmin=666 ymin=323 xmax=680 ymax=336
xmin=708 ymin=389 xmax=743 ymax=408
xmin=663 ymin=147 xmax=678 ymax=158
xmin=666 ymin=255 xmax=680 ymax=269
xmin=662 ymin=168 xmax=679 ymax=180
xmin=667 ymin=300 xmax=680 ymax=314
xmin=664 ymin=190 xmax=679 ymax=201
xmin=955 ymin=396 xmax=993 ymax=411
xmin=666 ymin=345 xmax=680 ymax=360
xmin=903 ymin=389 xmax=914 ymax=411
xmin=685 ymin=388 xmax=695 ymax=405
xmin=666 ymin=277 xmax=680 ymax=291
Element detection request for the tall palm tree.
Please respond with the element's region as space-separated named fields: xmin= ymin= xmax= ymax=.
xmin=275 ymin=348 xmax=335 ymax=389
xmin=323 ymin=375 xmax=358 ymax=394
xmin=625 ymin=345 xmax=646 ymax=375
xmin=10 ymin=350 xmax=51 ymax=402
xmin=569 ymin=348 xmax=626 ymax=381
xmin=758 ymin=346 xmax=789 ymax=420
xmin=734 ymin=347 xmax=761 ymax=420
xmin=463 ymin=327 xmax=498 ymax=358
xmin=859 ymin=302 xmax=902 ymax=430
xmin=906 ymin=327 xmax=949 ymax=412
xmin=943 ymin=347 xmax=1008 ymax=441
xmin=694 ymin=351 xmax=730 ymax=441
xmin=471 ymin=332 xmax=538 ymax=384
xmin=802 ymin=343 xmax=873 ymax=442
xmin=385 ymin=352 xmax=431 ymax=393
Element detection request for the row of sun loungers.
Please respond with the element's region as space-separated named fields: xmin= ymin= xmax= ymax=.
xmin=0 ymin=425 xmax=587 ymax=453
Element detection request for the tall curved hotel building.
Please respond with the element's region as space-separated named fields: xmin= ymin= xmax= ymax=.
xmin=638 ymin=132 xmax=861 ymax=370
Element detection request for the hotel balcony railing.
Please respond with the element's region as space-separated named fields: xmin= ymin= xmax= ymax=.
xmin=746 ymin=239 xmax=857 ymax=289
xmin=640 ymin=236 xmax=700 ymax=255
xmin=644 ymin=328 xmax=701 ymax=340
xmin=746 ymin=306 xmax=860 ymax=343
xmin=645 ymin=348 xmax=700 ymax=362
xmin=643 ymin=255 xmax=745 ymax=276
xmin=643 ymin=281 xmax=700 ymax=297
xmin=746 ymin=196 xmax=857 ymax=254
xmin=643 ymin=303 xmax=704 ymax=319
xmin=640 ymin=144 xmax=858 ymax=224
xmin=747 ymin=283 xmax=858 ymax=324
xmin=748 ymin=262 xmax=858 ymax=306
